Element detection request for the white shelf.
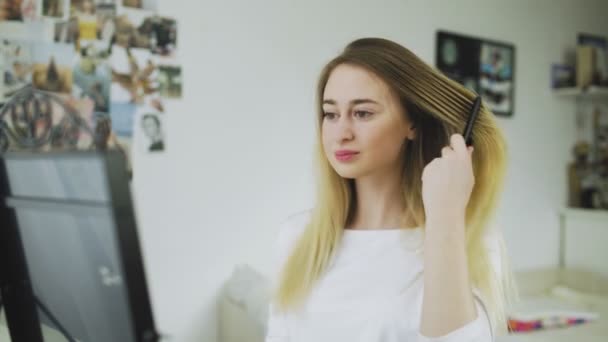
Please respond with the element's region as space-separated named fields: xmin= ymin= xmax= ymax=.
xmin=553 ymin=86 xmax=608 ymax=100
xmin=560 ymin=207 xmax=608 ymax=222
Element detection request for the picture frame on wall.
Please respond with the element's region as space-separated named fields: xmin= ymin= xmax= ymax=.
xmin=435 ymin=30 xmax=516 ymax=117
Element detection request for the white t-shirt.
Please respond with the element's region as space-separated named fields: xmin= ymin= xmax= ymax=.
xmin=265 ymin=210 xmax=500 ymax=342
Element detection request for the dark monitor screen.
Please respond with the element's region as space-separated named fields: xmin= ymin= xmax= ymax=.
xmin=0 ymin=151 xmax=157 ymax=342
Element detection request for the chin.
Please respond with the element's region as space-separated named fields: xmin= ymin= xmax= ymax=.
xmin=331 ymin=163 xmax=365 ymax=180
xmin=336 ymin=172 xmax=357 ymax=180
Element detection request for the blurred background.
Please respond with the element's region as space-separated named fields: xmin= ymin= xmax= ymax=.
xmin=1 ymin=0 xmax=608 ymax=341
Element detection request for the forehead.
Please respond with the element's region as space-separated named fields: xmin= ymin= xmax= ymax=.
xmin=323 ymin=64 xmax=392 ymax=103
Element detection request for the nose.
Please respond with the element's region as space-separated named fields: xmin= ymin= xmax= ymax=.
xmin=336 ymin=114 xmax=354 ymax=142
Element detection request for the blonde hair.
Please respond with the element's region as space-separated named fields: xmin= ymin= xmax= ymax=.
xmin=274 ymin=37 xmax=516 ymax=335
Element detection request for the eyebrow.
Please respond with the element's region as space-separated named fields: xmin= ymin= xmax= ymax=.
xmin=322 ymin=98 xmax=380 ymax=106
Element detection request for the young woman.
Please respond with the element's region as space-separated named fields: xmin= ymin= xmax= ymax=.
xmin=75 ymin=0 xmax=98 ymax=41
xmin=265 ymin=38 xmax=515 ymax=342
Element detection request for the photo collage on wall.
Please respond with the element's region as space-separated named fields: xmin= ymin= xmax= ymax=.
xmin=435 ymin=30 xmax=515 ymax=117
xmin=1 ymin=0 xmax=181 ymax=154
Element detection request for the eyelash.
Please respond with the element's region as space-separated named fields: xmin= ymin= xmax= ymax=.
xmin=322 ymin=111 xmax=373 ymax=119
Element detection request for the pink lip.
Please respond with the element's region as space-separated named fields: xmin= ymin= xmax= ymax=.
xmin=335 ymin=150 xmax=359 ymax=161
xmin=335 ymin=150 xmax=358 ymax=156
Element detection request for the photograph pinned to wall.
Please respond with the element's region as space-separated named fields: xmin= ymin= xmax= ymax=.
xmin=48 ymin=93 xmax=96 ymax=150
xmin=149 ymin=16 xmax=177 ymax=57
xmin=435 ymin=30 xmax=516 ymax=117
xmin=95 ymin=0 xmax=117 ymax=46
xmin=135 ymin=108 xmax=164 ymax=153
xmin=42 ymin=0 xmax=69 ymax=19
xmin=109 ymin=48 xmax=165 ymax=161
xmin=115 ymin=0 xmax=168 ymax=52
xmin=158 ymin=64 xmax=181 ymax=98
xmin=0 ymin=0 xmax=23 ymax=21
xmin=109 ymin=98 xmax=136 ymax=137
xmin=53 ymin=17 xmax=79 ymax=43
xmin=110 ymin=45 xmax=160 ymax=104
xmin=72 ymin=41 xmax=111 ymax=113
xmin=113 ymin=10 xmax=153 ymax=50
xmin=71 ymin=0 xmax=99 ymax=42
xmin=1 ymin=39 xmax=33 ymax=100
xmin=479 ymin=42 xmax=514 ymax=115
xmin=69 ymin=0 xmax=117 ymax=44
xmin=0 ymin=91 xmax=95 ymax=151
xmin=435 ymin=31 xmax=480 ymax=93
xmin=30 ymin=42 xmax=73 ymax=93
xmin=0 ymin=0 xmax=36 ymax=21
xmin=121 ymin=0 xmax=157 ymax=11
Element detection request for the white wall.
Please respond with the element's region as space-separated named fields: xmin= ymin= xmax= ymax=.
xmin=133 ymin=0 xmax=608 ymax=341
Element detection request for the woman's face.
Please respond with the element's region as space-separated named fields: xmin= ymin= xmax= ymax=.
xmin=82 ymin=0 xmax=93 ymax=14
xmin=321 ymin=64 xmax=415 ymax=179
xmin=143 ymin=117 xmax=160 ymax=139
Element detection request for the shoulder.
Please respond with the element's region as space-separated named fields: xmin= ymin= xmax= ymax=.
xmin=269 ymin=209 xmax=312 ymax=279
xmin=482 ymin=221 xmax=507 ymax=277
xmin=275 ymin=209 xmax=312 ymax=254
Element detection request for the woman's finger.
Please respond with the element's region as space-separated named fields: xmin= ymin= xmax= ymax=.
xmin=450 ymin=134 xmax=468 ymax=157
xmin=441 ymin=146 xmax=452 ymax=157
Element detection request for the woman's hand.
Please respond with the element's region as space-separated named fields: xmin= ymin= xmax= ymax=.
xmin=419 ymin=134 xmax=478 ymax=337
xmin=421 ymin=134 xmax=475 ymax=226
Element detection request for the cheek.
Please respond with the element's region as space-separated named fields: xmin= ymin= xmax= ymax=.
xmin=363 ymin=123 xmax=394 ymax=149
xmin=362 ymin=124 xmax=405 ymax=160
xmin=321 ymin=124 xmax=332 ymax=154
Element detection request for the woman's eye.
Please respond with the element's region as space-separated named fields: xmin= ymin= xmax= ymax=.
xmin=354 ymin=110 xmax=372 ymax=118
xmin=323 ymin=112 xmax=337 ymax=120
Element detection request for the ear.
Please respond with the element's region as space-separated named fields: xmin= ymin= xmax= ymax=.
xmin=406 ymin=124 xmax=417 ymax=141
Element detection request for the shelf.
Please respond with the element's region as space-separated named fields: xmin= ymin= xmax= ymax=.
xmin=560 ymin=207 xmax=608 ymax=222
xmin=553 ymin=86 xmax=608 ymax=100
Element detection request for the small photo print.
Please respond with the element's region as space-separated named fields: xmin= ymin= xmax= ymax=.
xmin=0 ymin=0 xmax=30 ymax=21
xmin=436 ymin=32 xmax=481 ymax=93
xmin=1 ymin=0 xmax=23 ymax=21
xmin=1 ymin=39 xmax=33 ymax=99
xmin=109 ymin=100 xmax=136 ymax=137
xmin=121 ymin=0 xmax=156 ymax=11
xmin=137 ymin=110 xmax=164 ymax=152
xmin=149 ymin=16 xmax=177 ymax=57
xmin=436 ymin=30 xmax=515 ymax=117
xmin=110 ymin=45 xmax=159 ymax=104
xmin=42 ymin=0 xmax=68 ymax=19
xmin=0 ymin=92 xmax=95 ymax=151
xmin=49 ymin=94 xmax=96 ymax=150
xmin=158 ymin=65 xmax=181 ymax=98
xmin=479 ymin=43 xmax=514 ymax=114
xmin=96 ymin=0 xmax=117 ymax=44
xmin=114 ymin=4 xmax=173 ymax=54
xmin=70 ymin=0 xmax=98 ymax=41
xmin=114 ymin=10 xmax=153 ymax=50
xmin=30 ymin=42 xmax=74 ymax=93
xmin=70 ymin=0 xmax=117 ymax=43
xmin=72 ymin=41 xmax=111 ymax=113
xmin=54 ymin=18 xmax=79 ymax=43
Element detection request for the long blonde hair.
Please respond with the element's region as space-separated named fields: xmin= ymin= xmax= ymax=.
xmin=274 ymin=37 xmax=516 ymax=335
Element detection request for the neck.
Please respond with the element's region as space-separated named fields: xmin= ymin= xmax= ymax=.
xmin=348 ymin=166 xmax=408 ymax=230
